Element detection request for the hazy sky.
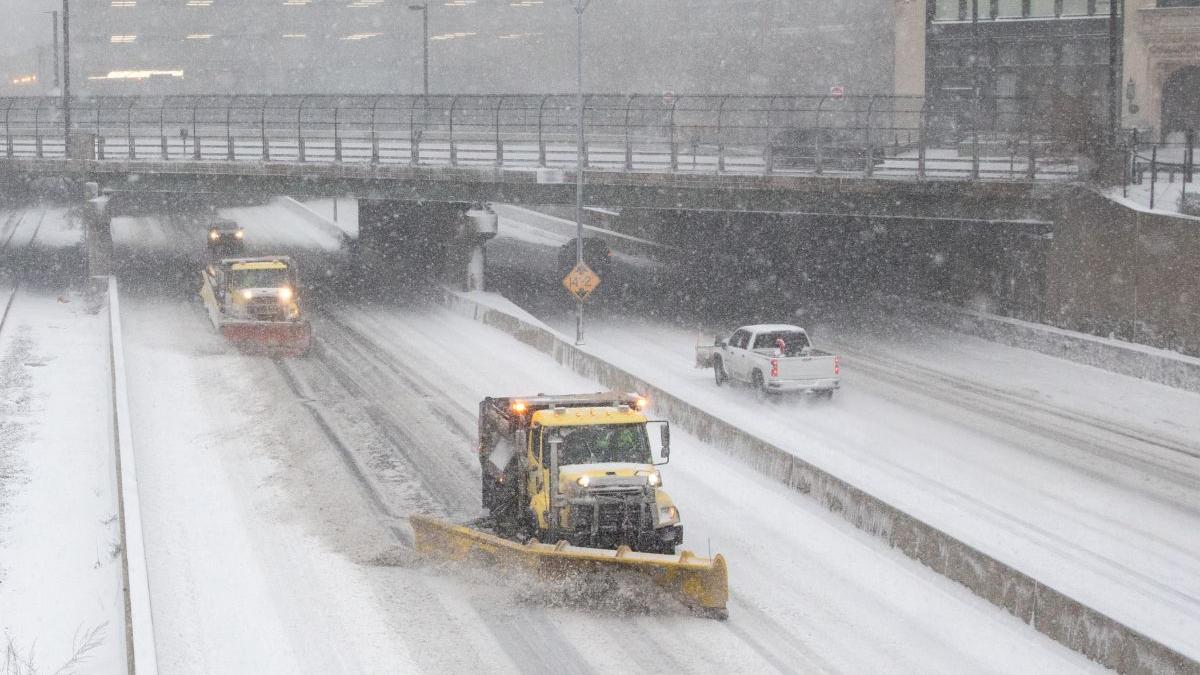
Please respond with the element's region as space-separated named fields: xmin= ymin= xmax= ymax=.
xmin=1 ymin=0 xmax=58 ymax=59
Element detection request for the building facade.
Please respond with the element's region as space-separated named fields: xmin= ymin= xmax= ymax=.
xmin=1122 ymin=0 xmax=1200 ymax=140
xmin=924 ymin=0 xmax=1120 ymax=137
xmin=914 ymin=0 xmax=1200 ymax=141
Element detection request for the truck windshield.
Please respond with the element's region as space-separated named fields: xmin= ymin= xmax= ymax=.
xmin=548 ymin=424 xmax=652 ymax=466
xmin=229 ymin=268 xmax=290 ymax=290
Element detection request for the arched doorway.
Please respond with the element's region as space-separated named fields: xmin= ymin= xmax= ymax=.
xmin=1161 ymin=66 xmax=1200 ymax=139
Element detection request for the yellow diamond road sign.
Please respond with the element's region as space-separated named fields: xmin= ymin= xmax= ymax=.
xmin=563 ymin=261 xmax=601 ymax=301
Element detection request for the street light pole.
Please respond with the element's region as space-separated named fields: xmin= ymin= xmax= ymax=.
xmin=407 ymin=2 xmax=429 ymax=96
xmin=46 ymin=11 xmax=60 ymax=89
xmin=62 ymin=0 xmax=71 ymax=157
xmin=570 ymin=0 xmax=591 ymax=345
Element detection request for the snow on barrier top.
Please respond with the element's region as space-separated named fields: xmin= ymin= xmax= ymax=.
xmin=107 ymin=276 xmax=160 ymax=674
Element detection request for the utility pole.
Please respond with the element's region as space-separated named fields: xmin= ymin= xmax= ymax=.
xmin=569 ymin=0 xmax=591 ymax=345
xmin=62 ymin=0 xmax=71 ymax=157
xmin=407 ymin=2 xmax=429 ymax=96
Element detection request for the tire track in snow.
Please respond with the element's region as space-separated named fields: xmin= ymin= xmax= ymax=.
xmin=273 ymin=313 xmax=603 ymax=675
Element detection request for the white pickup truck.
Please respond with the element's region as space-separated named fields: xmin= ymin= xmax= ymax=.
xmin=698 ymin=324 xmax=840 ymax=399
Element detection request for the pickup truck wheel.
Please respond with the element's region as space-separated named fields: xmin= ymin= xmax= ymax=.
xmin=817 ymin=390 xmax=834 ymax=401
xmin=751 ymin=370 xmax=768 ymax=400
xmin=713 ymin=358 xmax=727 ymax=386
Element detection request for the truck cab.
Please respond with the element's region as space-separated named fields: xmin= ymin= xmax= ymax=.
xmin=479 ymin=393 xmax=681 ymax=554
xmin=203 ymin=257 xmax=302 ymax=323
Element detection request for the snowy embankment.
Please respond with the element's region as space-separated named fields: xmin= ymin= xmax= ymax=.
xmin=443 ymin=291 xmax=1200 ymax=673
xmin=0 ymin=286 xmax=126 ymax=673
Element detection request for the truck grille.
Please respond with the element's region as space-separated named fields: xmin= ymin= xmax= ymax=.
xmin=572 ymin=489 xmax=651 ymax=534
xmin=246 ymin=298 xmax=286 ymax=321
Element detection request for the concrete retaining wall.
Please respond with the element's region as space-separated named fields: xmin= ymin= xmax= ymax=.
xmin=915 ymin=299 xmax=1200 ymax=396
xmin=443 ymin=290 xmax=1199 ymax=675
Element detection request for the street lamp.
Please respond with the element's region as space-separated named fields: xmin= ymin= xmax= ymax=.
xmin=407 ymin=2 xmax=429 ymax=96
xmin=568 ymin=0 xmax=591 ymax=345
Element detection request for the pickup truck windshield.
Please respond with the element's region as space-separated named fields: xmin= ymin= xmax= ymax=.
xmin=752 ymin=330 xmax=810 ymax=355
xmin=547 ymin=424 xmax=652 ymax=466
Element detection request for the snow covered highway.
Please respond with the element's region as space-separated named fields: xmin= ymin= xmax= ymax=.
xmin=113 ymin=287 xmax=1105 ymax=673
xmin=1 ymin=198 xmax=1194 ymax=673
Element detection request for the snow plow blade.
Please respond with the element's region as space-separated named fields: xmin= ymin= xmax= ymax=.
xmin=410 ymin=514 xmax=729 ymax=618
xmin=220 ymin=320 xmax=311 ymax=357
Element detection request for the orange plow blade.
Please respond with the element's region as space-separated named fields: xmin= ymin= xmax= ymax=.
xmin=221 ymin=320 xmax=311 ymax=358
xmin=410 ymin=514 xmax=729 ymax=618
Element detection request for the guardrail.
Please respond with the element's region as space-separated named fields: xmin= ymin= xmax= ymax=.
xmin=1122 ymin=129 xmax=1197 ymax=213
xmin=106 ymin=276 xmax=160 ymax=674
xmin=0 ymin=94 xmax=1081 ymax=182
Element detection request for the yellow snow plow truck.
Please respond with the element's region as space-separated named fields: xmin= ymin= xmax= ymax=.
xmin=200 ymin=256 xmax=311 ymax=357
xmin=410 ymin=392 xmax=729 ymax=618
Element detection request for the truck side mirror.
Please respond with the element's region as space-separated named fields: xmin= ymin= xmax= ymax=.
xmin=649 ymin=421 xmax=670 ymax=465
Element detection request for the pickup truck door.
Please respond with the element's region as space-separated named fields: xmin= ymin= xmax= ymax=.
xmin=727 ymin=329 xmax=751 ymax=380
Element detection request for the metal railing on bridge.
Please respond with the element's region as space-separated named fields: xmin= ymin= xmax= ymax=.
xmin=0 ymin=94 xmax=1082 ymax=181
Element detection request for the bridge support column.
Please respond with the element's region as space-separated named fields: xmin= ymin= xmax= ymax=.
xmin=80 ymin=183 xmax=113 ymax=278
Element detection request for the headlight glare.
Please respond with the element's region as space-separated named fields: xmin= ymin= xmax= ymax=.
xmin=277 ymin=287 xmax=294 ymax=302
xmin=576 ymin=475 xmax=590 ymax=488
xmin=658 ymin=505 xmax=678 ymax=525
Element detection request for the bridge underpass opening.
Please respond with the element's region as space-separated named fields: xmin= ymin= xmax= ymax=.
xmin=600 ymin=209 xmax=1050 ymax=328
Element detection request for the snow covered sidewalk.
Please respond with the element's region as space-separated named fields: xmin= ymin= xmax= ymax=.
xmin=0 ymin=287 xmax=126 ymax=673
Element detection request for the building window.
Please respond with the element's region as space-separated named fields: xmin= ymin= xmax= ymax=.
xmin=935 ymin=0 xmax=962 ymax=20
xmin=1061 ymin=0 xmax=1089 ymax=14
xmin=1029 ymin=0 xmax=1056 ymax=16
xmin=996 ymin=0 xmax=1023 ymax=16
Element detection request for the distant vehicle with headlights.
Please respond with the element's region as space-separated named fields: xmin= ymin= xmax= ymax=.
xmin=479 ymin=391 xmax=681 ymax=554
xmin=199 ymin=256 xmax=311 ymax=357
xmin=700 ymin=324 xmax=840 ymax=399
xmin=206 ymin=219 xmax=245 ymax=257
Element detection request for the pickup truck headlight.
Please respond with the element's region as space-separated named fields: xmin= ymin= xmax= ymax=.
xmin=658 ymin=505 xmax=679 ymax=526
xmin=576 ymin=475 xmax=590 ymax=488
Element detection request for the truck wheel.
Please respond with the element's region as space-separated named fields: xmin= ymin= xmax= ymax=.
xmin=818 ymin=390 xmax=834 ymax=401
xmin=752 ymin=370 xmax=768 ymax=400
xmin=713 ymin=358 xmax=727 ymax=386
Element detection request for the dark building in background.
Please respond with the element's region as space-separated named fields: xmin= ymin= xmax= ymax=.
xmin=924 ymin=0 xmax=1118 ymax=139
xmin=5 ymin=0 xmax=895 ymax=97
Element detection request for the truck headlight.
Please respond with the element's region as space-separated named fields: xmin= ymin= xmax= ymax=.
xmin=209 ymin=230 xmax=219 ymax=240
xmin=658 ymin=505 xmax=678 ymax=526
xmin=241 ymin=289 xmax=253 ymax=301
xmin=637 ymin=470 xmax=661 ymax=487
xmin=234 ymin=230 xmax=245 ymax=239
xmin=576 ymin=476 xmax=590 ymax=488
xmin=277 ymin=287 xmax=294 ymax=302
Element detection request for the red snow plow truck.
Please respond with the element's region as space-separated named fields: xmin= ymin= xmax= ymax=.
xmin=200 ymin=256 xmax=312 ymax=357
